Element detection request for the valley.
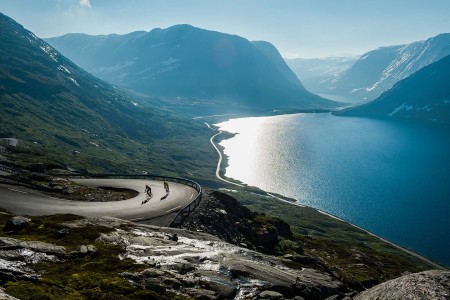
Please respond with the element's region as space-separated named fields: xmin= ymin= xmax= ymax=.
xmin=0 ymin=3 xmax=449 ymax=299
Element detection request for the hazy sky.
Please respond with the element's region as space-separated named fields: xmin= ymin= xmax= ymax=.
xmin=1 ymin=0 xmax=449 ymax=58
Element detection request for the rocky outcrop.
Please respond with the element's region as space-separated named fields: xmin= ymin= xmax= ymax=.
xmin=0 ymin=259 xmax=39 ymax=284
xmin=353 ymin=270 xmax=450 ymax=299
xmin=0 ymin=237 xmax=65 ymax=285
xmin=0 ymin=237 xmax=65 ymax=256
xmin=180 ymin=190 xmax=296 ymax=254
xmin=0 ymin=288 xmax=19 ymax=300
xmin=0 ymin=212 xmax=445 ymax=299
xmin=92 ymin=217 xmax=344 ymax=299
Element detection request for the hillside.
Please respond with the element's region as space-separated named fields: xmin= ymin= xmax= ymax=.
xmin=0 ymin=187 xmax=440 ymax=299
xmin=336 ymin=54 xmax=450 ymax=124
xmin=0 ymin=13 xmax=215 ymax=177
xmin=46 ymin=25 xmax=338 ymax=111
xmin=328 ymin=33 xmax=450 ymax=101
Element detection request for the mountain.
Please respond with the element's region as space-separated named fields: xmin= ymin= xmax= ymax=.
xmin=336 ymin=54 xmax=450 ymax=124
xmin=252 ymin=41 xmax=305 ymax=88
xmin=328 ymin=33 xmax=450 ymax=101
xmin=45 ymin=25 xmax=338 ymax=110
xmin=285 ymin=56 xmax=358 ymax=96
xmin=0 ymin=13 xmax=214 ymax=175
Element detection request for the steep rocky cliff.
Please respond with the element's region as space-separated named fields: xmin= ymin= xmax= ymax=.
xmin=180 ymin=190 xmax=294 ymax=254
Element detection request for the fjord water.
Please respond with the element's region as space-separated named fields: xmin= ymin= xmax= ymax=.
xmin=217 ymin=113 xmax=450 ymax=265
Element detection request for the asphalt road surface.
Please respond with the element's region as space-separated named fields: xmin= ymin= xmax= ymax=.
xmin=0 ymin=179 xmax=198 ymax=221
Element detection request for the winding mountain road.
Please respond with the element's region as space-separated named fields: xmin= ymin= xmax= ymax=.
xmin=209 ymin=127 xmax=244 ymax=187
xmin=0 ymin=178 xmax=198 ymax=221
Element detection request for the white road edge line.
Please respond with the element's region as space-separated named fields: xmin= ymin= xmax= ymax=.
xmin=8 ymin=188 xmax=28 ymax=194
xmin=189 ymin=193 xmax=194 ymax=200
xmin=165 ymin=205 xmax=182 ymax=214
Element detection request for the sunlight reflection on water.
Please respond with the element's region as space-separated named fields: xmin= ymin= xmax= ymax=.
xmin=215 ymin=113 xmax=450 ymax=265
xmin=217 ymin=114 xmax=312 ymax=202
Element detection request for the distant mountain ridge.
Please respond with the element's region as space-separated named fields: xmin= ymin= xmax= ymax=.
xmin=0 ymin=13 xmax=213 ymax=173
xmin=285 ymin=56 xmax=358 ymax=96
xmin=328 ymin=33 xmax=450 ymax=101
xmin=46 ymin=25 xmax=338 ymax=110
xmin=336 ymin=54 xmax=450 ymax=124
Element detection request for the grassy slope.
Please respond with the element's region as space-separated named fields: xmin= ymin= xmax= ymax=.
xmin=0 ymin=12 xmax=217 ymax=179
xmin=222 ymin=189 xmax=437 ymax=289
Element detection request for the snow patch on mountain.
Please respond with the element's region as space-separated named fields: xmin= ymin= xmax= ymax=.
xmin=39 ymin=45 xmax=58 ymax=62
xmin=57 ymin=65 xmax=71 ymax=74
xmin=388 ymin=103 xmax=413 ymax=116
xmin=68 ymin=77 xmax=80 ymax=86
xmin=328 ymin=34 xmax=450 ymax=100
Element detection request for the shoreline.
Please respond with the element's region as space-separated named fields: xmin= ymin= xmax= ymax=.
xmin=209 ymin=122 xmax=447 ymax=270
xmin=208 ymin=126 xmax=245 ymax=187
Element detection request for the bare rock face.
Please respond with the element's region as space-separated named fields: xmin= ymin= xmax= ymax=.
xmin=353 ymin=270 xmax=450 ymax=300
xmin=0 ymin=288 xmax=19 ymax=300
xmin=0 ymin=236 xmax=64 ymax=285
xmin=0 ymin=237 xmax=65 ymax=256
xmin=94 ymin=220 xmax=344 ymax=299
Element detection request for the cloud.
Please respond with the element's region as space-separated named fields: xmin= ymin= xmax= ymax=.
xmin=79 ymin=0 xmax=92 ymax=8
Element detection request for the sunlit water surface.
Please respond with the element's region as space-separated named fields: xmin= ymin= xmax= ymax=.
xmin=216 ymin=113 xmax=450 ymax=265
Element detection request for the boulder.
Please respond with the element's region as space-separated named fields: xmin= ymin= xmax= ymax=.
xmin=353 ymin=270 xmax=450 ymax=300
xmin=203 ymin=277 xmax=237 ymax=299
xmin=258 ymin=290 xmax=284 ymax=299
xmin=79 ymin=245 xmax=88 ymax=254
xmin=86 ymin=245 xmax=96 ymax=253
xmin=4 ymin=216 xmax=30 ymax=232
xmin=77 ymin=245 xmax=96 ymax=255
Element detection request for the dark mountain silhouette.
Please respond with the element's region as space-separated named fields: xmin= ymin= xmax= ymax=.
xmin=46 ymin=25 xmax=338 ymax=110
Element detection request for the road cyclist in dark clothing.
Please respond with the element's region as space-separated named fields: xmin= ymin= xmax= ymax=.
xmin=142 ymin=184 xmax=152 ymax=205
xmin=163 ymin=181 xmax=170 ymax=193
xmin=160 ymin=181 xmax=170 ymax=201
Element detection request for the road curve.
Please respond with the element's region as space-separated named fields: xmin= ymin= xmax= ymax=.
xmin=209 ymin=129 xmax=244 ymax=187
xmin=0 ymin=178 xmax=198 ymax=221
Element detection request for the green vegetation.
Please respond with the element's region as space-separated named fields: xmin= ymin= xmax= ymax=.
xmin=0 ymin=113 xmax=217 ymax=181
xmin=0 ymin=12 xmax=217 ymax=180
xmin=0 ymin=211 xmax=188 ymax=299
